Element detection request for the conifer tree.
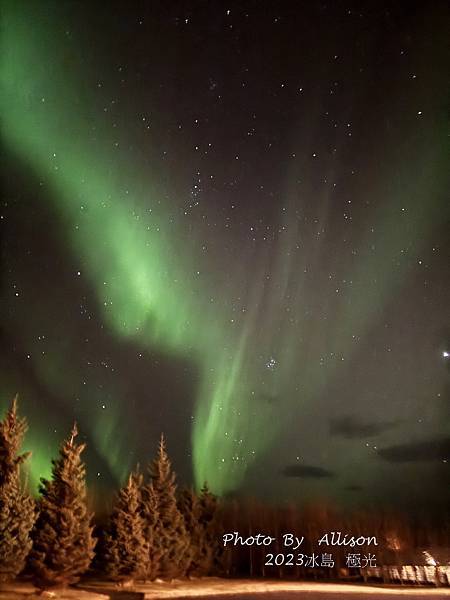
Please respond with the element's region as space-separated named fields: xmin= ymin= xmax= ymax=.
xmin=178 ymin=487 xmax=203 ymax=576
xmin=178 ymin=483 xmax=220 ymax=576
xmin=198 ymin=482 xmax=220 ymax=573
xmin=146 ymin=435 xmax=192 ymax=579
xmin=0 ymin=397 xmax=36 ymax=582
xmin=140 ymin=474 xmax=160 ymax=580
xmin=178 ymin=486 xmax=199 ymax=533
xmin=28 ymin=424 xmax=95 ymax=588
xmin=100 ymin=471 xmax=149 ymax=583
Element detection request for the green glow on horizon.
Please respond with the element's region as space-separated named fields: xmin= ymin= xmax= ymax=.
xmin=22 ymin=432 xmax=54 ymax=492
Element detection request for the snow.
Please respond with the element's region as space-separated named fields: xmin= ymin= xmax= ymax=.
xmin=1 ymin=578 xmax=449 ymax=599
xmin=0 ymin=581 xmax=108 ymax=599
xmin=87 ymin=577 xmax=450 ymax=598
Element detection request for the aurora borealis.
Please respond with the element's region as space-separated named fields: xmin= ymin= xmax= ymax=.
xmin=1 ymin=1 xmax=449 ymax=511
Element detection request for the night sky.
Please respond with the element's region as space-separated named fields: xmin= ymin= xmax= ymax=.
xmin=1 ymin=1 xmax=449 ymax=513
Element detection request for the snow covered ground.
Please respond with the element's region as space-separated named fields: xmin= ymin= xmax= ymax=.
xmin=1 ymin=578 xmax=449 ymax=600
xmin=0 ymin=581 xmax=108 ymax=599
xmin=89 ymin=577 xmax=450 ymax=599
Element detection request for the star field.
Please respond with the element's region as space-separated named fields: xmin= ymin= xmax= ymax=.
xmin=1 ymin=0 xmax=449 ymax=512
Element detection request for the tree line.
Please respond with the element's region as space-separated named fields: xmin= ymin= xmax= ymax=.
xmin=1 ymin=398 xmax=448 ymax=591
xmin=0 ymin=397 xmax=220 ymax=590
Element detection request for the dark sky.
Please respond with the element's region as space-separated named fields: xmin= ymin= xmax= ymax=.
xmin=1 ymin=0 xmax=449 ymax=513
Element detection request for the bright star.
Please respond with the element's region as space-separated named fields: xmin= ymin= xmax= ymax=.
xmin=266 ymin=357 xmax=277 ymax=370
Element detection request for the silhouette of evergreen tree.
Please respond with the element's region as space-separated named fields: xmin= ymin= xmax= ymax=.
xmin=0 ymin=397 xmax=35 ymax=582
xmin=28 ymin=424 xmax=95 ymax=588
xmin=198 ymin=482 xmax=221 ymax=573
xmin=178 ymin=482 xmax=220 ymax=576
xmin=100 ymin=470 xmax=149 ymax=583
xmin=140 ymin=470 xmax=160 ymax=580
xmin=147 ymin=435 xmax=192 ymax=579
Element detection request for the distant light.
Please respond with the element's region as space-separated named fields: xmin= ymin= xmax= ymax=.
xmin=443 ymin=351 xmax=450 ymax=358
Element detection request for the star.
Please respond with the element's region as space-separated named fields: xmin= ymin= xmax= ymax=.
xmin=265 ymin=357 xmax=277 ymax=370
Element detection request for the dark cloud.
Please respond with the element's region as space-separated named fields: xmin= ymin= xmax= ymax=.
xmin=330 ymin=415 xmax=399 ymax=439
xmin=282 ymin=464 xmax=334 ymax=479
xmin=345 ymin=485 xmax=363 ymax=492
xmin=377 ymin=437 xmax=450 ymax=463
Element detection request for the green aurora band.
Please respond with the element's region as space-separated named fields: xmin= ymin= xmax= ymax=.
xmin=1 ymin=3 xmax=278 ymax=493
xmin=1 ymin=3 xmax=447 ymax=495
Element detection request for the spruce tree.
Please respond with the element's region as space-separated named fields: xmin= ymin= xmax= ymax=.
xmin=178 ymin=483 xmax=219 ymax=576
xmin=140 ymin=474 xmax=160 ymax=580
xmin=198 ymin=482 xmax=220 ymax=573
xmin=147 ymin=435 xmax=192 ymax=579
xmin=198 ymin=483 xmax=219 ymax=532
xmin=100 ymin=471 xmax=149 ymax=583
xmin=28 ymin=424 xmax=95 ymax=588
xmin=0 ymin=397 xmax=36 ymax=582
xmin=178 ymin=487 xmax=204 ymax=576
